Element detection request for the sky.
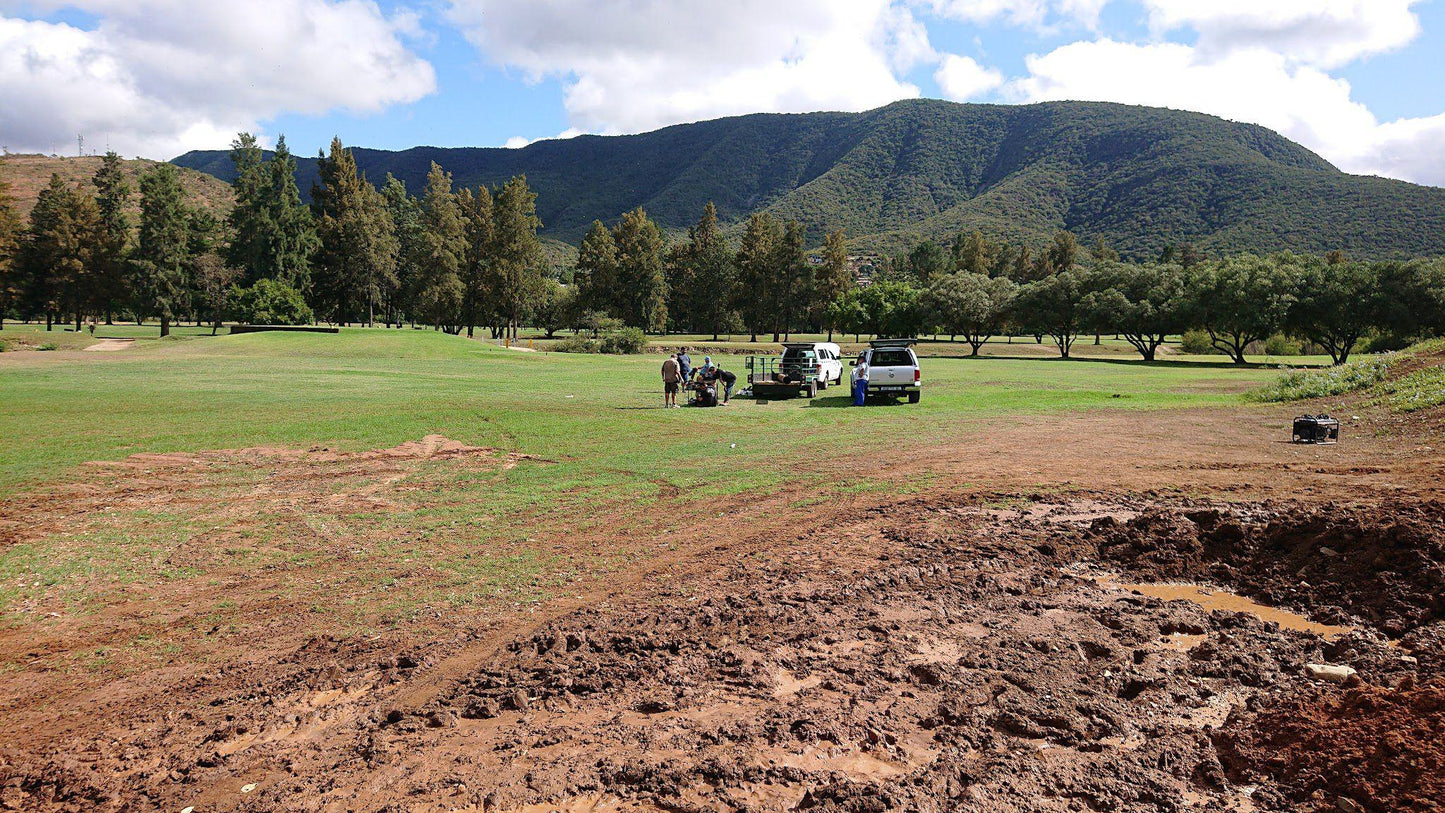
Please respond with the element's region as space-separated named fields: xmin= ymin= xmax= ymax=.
xmin=2 ymin=0 xmax=1443 ymax=186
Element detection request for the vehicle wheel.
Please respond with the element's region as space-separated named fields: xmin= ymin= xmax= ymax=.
xmin=818 ymin=378 xmax=827 ymax=390
xmin=908 ymin=391 xmax=921 ymax=404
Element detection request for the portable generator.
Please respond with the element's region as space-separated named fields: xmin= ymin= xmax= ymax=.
xmin=1292 ymin=414 xmax=1340 ymax=444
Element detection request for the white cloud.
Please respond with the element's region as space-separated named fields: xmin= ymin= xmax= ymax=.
xmin=503 ymin=128 xmax=584 ymax=149
xmin=1009 ymin=38 xmax=1445 ymax=186
xmin=934 ymin=54 xmax=1003 ymax=101
xmin=1142 ymin=0 xmax=1423 ymax=68
xmin=0 ymin=1 xmax=436 ymax=158
xmin=445 ymin=0 xmax=926 ymax=135
xmin=924 ymin=0 xmax=1109 ymax=29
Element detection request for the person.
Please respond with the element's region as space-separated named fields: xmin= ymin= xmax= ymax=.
xmin=661 ymin=353 xmax=682 ymax=408
xmin=851 ymin=351 xmax=869 ymax=406
xmin=677 ymin=347 xmax=693 ymax=386
xmin=716 ymin=366 xmax=737 ymax=404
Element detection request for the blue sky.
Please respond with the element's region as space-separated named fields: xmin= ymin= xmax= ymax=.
xmin=3 ymin=1 xmax=1444 ymax=185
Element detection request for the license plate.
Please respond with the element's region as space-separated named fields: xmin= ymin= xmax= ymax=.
xmin=876 ymin=386 xmax=902 ymax=392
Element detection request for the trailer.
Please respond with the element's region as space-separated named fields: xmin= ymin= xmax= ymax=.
xmin=745 ymin=352 xmax=822 ymax=398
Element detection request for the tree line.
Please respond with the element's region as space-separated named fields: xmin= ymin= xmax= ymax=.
xmin=2 ymin=147 xmax=1443 ymax=363
xmin=0 ymin=137 xmax=547 ymax=338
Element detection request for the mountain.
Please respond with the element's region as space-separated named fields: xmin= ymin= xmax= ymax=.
xmin=172 ymin=99 xmax=1445 ymax=259
xmin=0 ymin=153 xmax=233 ymax=222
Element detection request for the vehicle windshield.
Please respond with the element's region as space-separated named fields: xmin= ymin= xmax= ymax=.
xmin=870 ymin=349 xmax=914 ymax=367
xmin=782 ymin=349 xmax=817 ymax=362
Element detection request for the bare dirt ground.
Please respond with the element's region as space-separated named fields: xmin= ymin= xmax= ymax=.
xmin=2 ymin=401 xmax=1444 ymax=813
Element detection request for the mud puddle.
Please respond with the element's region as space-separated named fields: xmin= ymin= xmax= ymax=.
xmin=1102 ymin=578 xmax=1361 ymax=639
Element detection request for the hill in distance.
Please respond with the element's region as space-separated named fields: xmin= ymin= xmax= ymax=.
xmin=162 ymin=97 xmax=1441 ymax=260
xmin=1 ymin=153 xmax=233 ymax=223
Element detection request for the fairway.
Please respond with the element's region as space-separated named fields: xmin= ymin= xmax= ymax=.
xmin=5 ymin=330 xmax=1444 ymax=813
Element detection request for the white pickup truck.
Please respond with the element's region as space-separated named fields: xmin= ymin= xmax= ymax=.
xmin=853 ymin=339 xmax=922 ymax=403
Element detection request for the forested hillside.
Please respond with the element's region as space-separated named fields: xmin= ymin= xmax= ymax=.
xmin=173 ymin=99 xmax=1445 ymax=259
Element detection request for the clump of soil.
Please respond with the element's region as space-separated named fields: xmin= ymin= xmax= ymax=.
xmin=1217 ymin=683 xmax=1445 ymax=812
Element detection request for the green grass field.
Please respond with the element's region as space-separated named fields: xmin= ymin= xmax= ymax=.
xmin=0 ymin=327 xmax=1301 ymax=638
xmin=0 ymin=327 xmax=1295 ymax=492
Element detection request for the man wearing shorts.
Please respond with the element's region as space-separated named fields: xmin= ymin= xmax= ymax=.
xmin=661 ymin=353 xmax=682 ymax=408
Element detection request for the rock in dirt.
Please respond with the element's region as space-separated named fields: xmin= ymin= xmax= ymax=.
xmin=1304 ymin=663 xmax=1357 ymax=683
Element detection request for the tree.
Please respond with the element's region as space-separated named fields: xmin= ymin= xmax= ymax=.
xmin=735 ymin=212 xmax=782 ymax=341
xmin=1185 ymin=255 xmax=1296 ymax=364
xmin=905 ymin=239 xmax=949 ymax=284
xmin=224 ymin=133 xmax=317 ymax=288
xmin=612 ymin=207 xmax=666 ymax=332
xmin=225 ymin=133 xmax=270 ymax=281
xmin=665 ymin=202 xmax=738 ymax=338
xmin=21 ymin=174 xmax=101 ymax=330
xmin=952 ymin=231 xmax=998 ymax=276
xmin=90 ymin=151 xmax=132 ymax=323
xmin=227 ymin=278 xmax=313 ymax=325
xmin=489 ymin=175 xmax=546 ymax=339
xmin=185 ymin=208 xmax=236 ymax=332
xmin=381 ymin=174 xmax=421 ymax=326
xmin=0 ymin=168 xmax=22 ymax=329
xmin=312 ymin=138 xmax=398 ymax=325
xmin=457 ymin=185 xmax=494 ymax=337
xmin=575 ymin=220 xmax=619 ymax=319
xmin=530 ymin=278 xmax=574 ymax=338
xmin=773 ymin=221 xmax=810 ymax=340
xmin=1083 ymin=262 xmax=1188 ymax=361
xmin=1285 ymin=258 xmax=1383 ymax=365
xmin=835 ymin=278 xmax=921 ymax=339
xmin=1013 ymin=266 xmax=1095 ymax=358
xmin=813 ymin=228 xmax=852 ymax=340
xmin=924 ymin=272 xmax=1016 ymax=355
xmin=135 ymin=164 xmax=193 ymax=337
xmin=407 ymin=163 xmax=468 ymax=331
xmin=265 ymin=137 xmax=319 ymax=290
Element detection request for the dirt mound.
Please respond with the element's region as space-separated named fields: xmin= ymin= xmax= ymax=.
xmin=1087 ymin=501 xmax=1445 ymax=638
xmin=1217 ymin=683 xmax=1445 ymax=812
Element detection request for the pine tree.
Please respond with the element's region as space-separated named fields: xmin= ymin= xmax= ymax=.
xmin=457 ymin=185 xmax=494 ymax=337
xmin=312 ymin=138 xmax=398 ymax=325
xmin=814 ymin=228 xmax=851 ymax=340
xmin=0 ymin=168 xmax=22 ymax=329
xmin=136 ymin=164 xmax=193 ymax=337
xmin=91 ymin=151 xmax=132 ymax=323
xmin=407 ymin=162 xmax=467 ymax=331
xmin=668 ymin=202 xmax=737 ymax=339
xmin=575 ymin=220 xmax=619 ymax=318
xmin=266 ymin=136 xmax=319 ymax=290
xmin=224 ymin=133 xmax=317 ymax=288
xmin=612 ymin=207 xmax=666 ymax=332
xmin=735 ymin=212 xmax=781 ymax=342
xmin=774 ymin=221 xmax=811 ymax=340
xmin=489 ymin=176 xmax=546 ymax=340
xmin=381 ymin=174 xmax=421 ymax=326
xmin=225 ymin=133 xmax=270 ymax=281
xmin=21 ymin=175 xmax=101 ymax=330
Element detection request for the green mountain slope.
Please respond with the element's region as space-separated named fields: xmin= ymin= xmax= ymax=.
xmin=172 ymin=99 xmax=1445 ymax=259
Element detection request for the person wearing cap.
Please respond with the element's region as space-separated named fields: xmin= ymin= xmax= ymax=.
xmin=677 ymin=347 xmax=693 ymax=386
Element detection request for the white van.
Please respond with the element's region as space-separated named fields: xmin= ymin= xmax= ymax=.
xmin=781 ymin=342 xmax=845 ymax=388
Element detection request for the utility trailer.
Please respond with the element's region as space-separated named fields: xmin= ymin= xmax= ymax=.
xmin=745 ymin=352 xmax=822 ymax=399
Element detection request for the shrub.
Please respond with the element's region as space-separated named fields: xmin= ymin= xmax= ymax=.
xmin=552 ymin=335 xmax=600 ymax=354
xmin=1179 ymin=330 xmax=1218 ymax=355
xmin=1263 ymin=334 xmax=1302 ymax=356
xmin=227 ymin=280 xmax=314 ymax=326
xmin=599 ymin=327 xmax=647 ymax=354
xmin=1250 ymin=353 xmax=1395 ymax=402
xmin=553 ymin=326 xmax=647 ymax=355
xmin=37 ymin=342 xmax=57 ymax=351
xmin=1374 ymin=366 xmax=1445 ymax=412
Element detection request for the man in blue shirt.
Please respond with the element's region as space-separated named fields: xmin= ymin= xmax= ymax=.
xmin=677 ymin=347 xmax=693 ymax=387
